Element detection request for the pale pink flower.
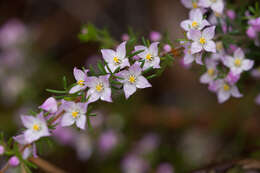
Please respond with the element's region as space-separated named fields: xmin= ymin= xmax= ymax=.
xmin=39 ymin=97 xmax=58 ymax=114
xmin=150 ymin=31 xmax=161 ymax=41
xmin=69 ymin=67 xmax=89 ymax=94
xmin=200 ymin=59 xmax=218 ymax=84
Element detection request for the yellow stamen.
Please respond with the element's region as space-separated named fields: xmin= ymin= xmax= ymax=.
xmin=223 ymin=83 xmax=230 ymax=91
xmin=72 ymin=111 xmax=79 ymax=118
xmin=234 ymin=59 xmax=241 ymax=67
xmin=33 ymin=124 xmax=40 ymax=131
xmin=128 ymin=75 xmax=136 ymax=84
xmin=113 ymin=57 xmax=120 ymax=64
xmin=96 ymin=83 xmax=103 ymax=92
xmin=146 ymin=53 xmax=153 ymax=61
xmin=199 ymin=37 xmax=206 ymax=45
xmin=192 ymin=2 xmax=198 ymax=8
xmin=207 ymin=68 xmax=215 ymax=76
xmin=77 ymin=80 xmax=85 ymax=86
xmin=191 ymin=21 xmax=198 ymax=28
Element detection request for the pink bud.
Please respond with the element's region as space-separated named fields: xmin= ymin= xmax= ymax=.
xmin=0 ymin=145 xmax=4 ymax=155
xmin=226 ymin=10 xmax=236 ymax=20
xmin=9 ymin=156 xmax=20 ymax=167
xmin=150 ymin=31 xmax=161 ymax=41
xmin=247 ymin=26 xmax=257 ymax=38
xmin=163 ymin=44 xmax=172 ymax=53
xmin=121 ymin=33 xmax=129 ymax=41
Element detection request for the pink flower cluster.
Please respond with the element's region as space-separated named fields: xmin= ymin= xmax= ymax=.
xmin=180 ymin=0 xmax=255 ymax=103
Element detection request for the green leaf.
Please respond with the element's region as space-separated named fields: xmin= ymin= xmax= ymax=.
xmin=128 ymin=50 xmax=144 ymax=59
xmin=147 ymin=74 xmax=157 ymax=79
xmin=46 ymin=89 xmax=67 ymax=94
xmin=97 ymin=61 xmax=107 ymax=75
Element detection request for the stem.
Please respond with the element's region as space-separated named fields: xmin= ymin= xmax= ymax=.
xmin=28 ymin=157 xmax=67 ymax=173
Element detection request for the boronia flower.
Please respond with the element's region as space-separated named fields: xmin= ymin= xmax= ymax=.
xmin=21 ymin=112 xmax=50 ymax=143
xmin=183 ymin=44 xmax=203 ymax=65
xmin=190 ymin=26 xmax=216 ymax=54
xmin=86 ymin=74 xmax=112 ymax=103
xmin=181 ymin=0 xmax=200 ymax=9
xmin=223 ymin=48 xmax=254 ymax=75
xmin=181 ymin=9 xmax=210 ymax=34
xmin=101 ymin=41 xmax=130 ymax=73
xmin=116 ymin=62 xmax=151 ymax=99
xmin=38 ymin=97 xmax=58 ymax=114
xmin=69 ymin=67 xmax=89 ymax=94
xmin=200 ymin=59 xmax=218 ymax=84
xmin=61 ymin=101 xmax=88 ymax=130
xmin=212 ymin=78 xmax=243 ymax=103
xmin=134 ymin=42 xmax=160 ymax=70
xmin=199 ymin=0 xmax=224 ymax=14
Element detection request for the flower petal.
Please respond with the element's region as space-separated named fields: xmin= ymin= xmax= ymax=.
xmin=101 ymin=49 xmax=116 ymax=62
xmin=61 ymin=113 xmax=75 ymax=127
xmin=242 ymin=59 xmax=254 ymax=71
xmin=191 ymin=42 xmax=202 ymax=54
xmin=123 ymin=83 xmax=137 ymax=99
xmin=21 ymin=115 xmax=35 ymax=128
xmin=234 ymin=48 xmax=244 ymax=59
xmin=76 ymin=115 xmax=86 ymax=130
xmin=204 ymin=40 xmax=216 ymax=53
xmin=217 ymin=90 xmax=230 ymax=103
xmin=202 ymin=26 xmax=215 ymax=40
xmin=116 ymin=41 xmax=126 ymax=58
xmin=136 ymin=76 xmax=152 ymax=89
xmin=73 ymin=67 xmax=87 ymax=81
xmin=69 ymin=85 xmax=82 ymax=94
xmin=101 ymin=88 xmax=112 ymax=102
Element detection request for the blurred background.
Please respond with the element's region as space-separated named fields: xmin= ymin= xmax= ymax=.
xmin=0 ymin=0 xmax=260 ymax=172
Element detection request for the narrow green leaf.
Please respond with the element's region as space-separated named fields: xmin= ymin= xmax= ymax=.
xmin=46 ymin=89 xmax=66 ymax=94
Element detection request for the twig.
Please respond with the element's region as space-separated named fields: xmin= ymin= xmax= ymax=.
xmin=29 ymin=157 xmax=67 ymax=173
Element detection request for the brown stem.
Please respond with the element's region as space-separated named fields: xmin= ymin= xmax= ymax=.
xmin=28 ymin=157 xmax=67 ymax=173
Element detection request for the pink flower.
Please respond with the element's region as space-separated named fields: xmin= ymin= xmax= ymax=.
xmin=122 ymin=33 xmax=130 ymax=41
xmin=69 ymin=67 xmax=89 ymax=94
xmin=226 ymin=71 xmax=240 ymax=85
xmin=181 ymin=0 xmax=200 ymax=9
xmin=86 ymin=74 xmax=112 ymax=103
xmin=181 ymin=9 xmax=210 ymax=34
xmin=199 ymin=0 xmax=224 ymax=14
xmin=190 ymin=26 xmax=216 ymax=54
xmin=116 ymin=62 xmax=151 ymax=99
xmin=98 ymin=130 xmax=119 ymax=153
xmin=223 ymin=48 xmax=254 ymax=75
xmin=150 ymin=31 xmax=161 ymax=41
xmin=21 ymin=112 xmax=50 ymax=143
xmin=101 ymin=41 xmax=130 ymax=72
xmin=183 ymin=46 xmax=203 ymax=65
xmin=135 ymin=42 xmax=161 ymax=70
xmin=61 ymin=102 xmax=88 ymax=130
xmin=200 ymin=59 xmax=218 ymax=84
xmin=39 ymin=97 xmax=58 ymax=114
xmin=213 ymin=78 xmax=242 ymax=103
xmin=247 ymin=26 xmax=257 ymax=38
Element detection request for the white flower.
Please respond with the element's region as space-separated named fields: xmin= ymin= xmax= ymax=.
xmin=200 ymin=59 xmax=218 ymax=84
xmin=101 ymin=41 xmax=130 ymax=72
xmin=181 ymin=9 xmax=210 ymax=34
xmin=134 ymin=42 xmax=160 ymax=70
xmin=69 ymin=67 xmax=88 ymax=94
xmin=199 ymin=0 xmax=224 ymax=14
xmin=116 ymin=62 xmax=151 ymax=99
xmin=21 ymin=113 xmax=50 ymax=143
xmin=61 ymin=101 xmax=88 ymax=130
xmin=223 ymin=48 xmax=254 ymax=75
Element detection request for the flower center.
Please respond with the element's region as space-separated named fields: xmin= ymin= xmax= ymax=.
xmin=207 ymin=68 xmax=215 ymax=76
xmin=191 ymin=21 xmax=198 ymax=28
xmin=33 ymin=124 xmax=40 ymax=131
xmin=234 ymin=58 xmax=241 ymax=67
xmin=199 ymin=37 xmax=206 ymax=45
xmin=77 ymin=80 xmax=85 ymax=86
xmin=192 ymin=2 xmax=198 ymax=8
xmin=223 ymin=83 xmax=230 ymax=91
xmin=128 ymin=75 xmax=136 ymax=84
xmin=72 ymin=111 xmax=79 ymax=118
xmin=96 ymin=83 xmax=104 ymax=92
xmin=145 ymin=53 xmax=153 ymax=61
xmin=113 ymin=56 xmax=121 ymax=64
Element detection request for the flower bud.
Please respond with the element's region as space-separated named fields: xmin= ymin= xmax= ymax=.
xmin=0 ymin=145 xmax=4 ymax=155
xmin=163 ymin=44 xmax=172 ymax=53
xmin=9 ymin=156 xmax=20 ymax=167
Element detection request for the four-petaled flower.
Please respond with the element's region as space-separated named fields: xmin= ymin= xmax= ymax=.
xmin=200 ymin=59 xmax=218 ymax=84
xmin=183 ymin=43 xmax=203 ymax=65
xmin=223 ymin=48 xmax=254 ymax=75
xmin=181 ymin=9 xmax=210 ymax=35
xmin=190 ymin=26 xmax=216 ymax=54
xmin=69 ymin=67 xmax=89 ymax=94
xmin=86 ymin=74 xmax=112 ymax=103
xmin=212 ymin=78 xmax=243 ymax=103
xmin=199 ymin=0 xmax=224 ymax=15
xmin=21 ymin=113 xmax=50 ymax=143
xmin=134 ymin=42 xmax=161 ymax=70
xmin=116 ymin=62 xmax=151 ymax=99
xmin=61 ymin=101 xmax=88 ymax=130
xmin=101 ymin=41 xmax=130 ymax=73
